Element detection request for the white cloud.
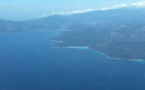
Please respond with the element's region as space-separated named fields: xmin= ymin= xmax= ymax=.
xmin=58 ymin=9 xmax=97 ymax=15
xmin=70 ymin=9 xmax=97 ymax=14
xmin=131 ymin=1 xmax=145 ymax=6
xmin=100 ymin=4 xmax=128 ymax=10
xmin=58 ymin=4 xmax=129 ymax=15
xmin=51 ymin=1 xmax=145 ymax=15
xmin=111 ymin=4 xmax=128 ymax=9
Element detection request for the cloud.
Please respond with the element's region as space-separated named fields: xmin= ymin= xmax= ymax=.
xmin=131 ymin=1 xmax=145 ymax=6
xmin=58 ymin=9 xmax=97 ymax=15
xmin=51 ymin=1 xmax=145 ymax=15
xmin=111 ymin=4 xmax=128 ymax=9
xmin=58 ymin=4 xmax=129 ymax=15
xmin=100 ymin=4 xmax=128 ymax=10
xmin=58 ymin=3 xmax=130 ymax=14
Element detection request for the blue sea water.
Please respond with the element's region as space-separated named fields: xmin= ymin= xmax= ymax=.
xmin=0 ymin=30 xmax=145 ymax=90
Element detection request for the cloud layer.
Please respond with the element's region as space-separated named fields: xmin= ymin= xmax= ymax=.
xmin=51 ymin=1 xmax=145 ymax=15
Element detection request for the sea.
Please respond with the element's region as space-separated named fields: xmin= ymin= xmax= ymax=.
xmin=0 ymin=30 xmax=145 ymax=90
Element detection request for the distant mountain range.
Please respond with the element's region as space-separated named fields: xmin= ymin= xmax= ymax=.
xmin=1 ymin=8 xmax=145 ymax=60
xmin=1 ymin=8 xmax=145 ymax=33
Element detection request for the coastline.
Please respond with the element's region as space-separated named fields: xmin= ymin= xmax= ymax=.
xmin=51 ymin=39 xmax=145 ymax=62
xmin=65 ymin=46 xmax=89 ymax=49
xmin=68 ymin=46 xmax=145 ymax=62
xmin=50 ymin=36 xmax=145 ymax=62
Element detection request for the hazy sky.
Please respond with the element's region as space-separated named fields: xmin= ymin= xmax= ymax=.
xmin=0 ymin=0 xmax=144 ymax=20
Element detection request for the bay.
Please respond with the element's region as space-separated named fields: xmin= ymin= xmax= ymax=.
xmin=0 ymin=30 xmax=145 ymax=90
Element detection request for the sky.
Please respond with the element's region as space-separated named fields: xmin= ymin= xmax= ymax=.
xmin=0 ymin=0 xmax=144 ymax=20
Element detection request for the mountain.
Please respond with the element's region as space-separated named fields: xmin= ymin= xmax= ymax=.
xmin=1 ymin=8 xmax=145 ymax=32
xmin=1 ymin=8 xmax=145 ymax=60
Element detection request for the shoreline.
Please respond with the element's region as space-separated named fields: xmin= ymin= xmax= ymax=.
xmin=49 ymin=32 xmax=145 ymax=62
xmin=65 ymin=46 xmax=89 ymax=49
xmin=66 ymin=46 xmax=145 ymax=62
xmin=51 ymin=41 xmax=145 ymax=62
